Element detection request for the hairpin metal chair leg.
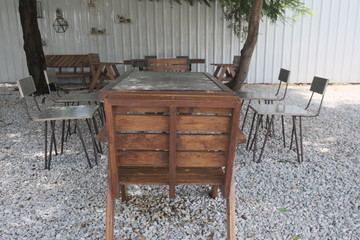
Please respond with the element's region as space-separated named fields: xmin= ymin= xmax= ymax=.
xmin=246 ymin=112 xmax=257 ymax=150
xmin=50 ymin=120 xmax=58 ymax=156
xmin=61 ymin=120 xmax=65 ymax=154
xmin=252 ymin=114 xmax=262 ymax=162
xmin=44 ymin=121 xmax=49 ymax=169
xmin=92 ymin=116 xmax=103 ymax=154
xmin=281 ymin=116 xmax=286 ymax=148
xmin=75 ymin=120 xmax=93 ymax=168
xmin=299 ymin=116 xmax=304 ymax=162
xmin=257 ymin=115 xmax=274 ymax=163
xmin=292 ymin=116 xmax=300 ymax=163
xmin=86 ymin=118 xmax=99 ymax=165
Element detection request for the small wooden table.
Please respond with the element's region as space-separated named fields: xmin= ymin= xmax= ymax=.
xmin=211 ymin=63 xmax=237 ymax=82
xmin=88 ymin=62 xmax=121 ymax=92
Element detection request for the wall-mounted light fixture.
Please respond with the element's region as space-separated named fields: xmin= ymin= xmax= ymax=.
xmin=52 ymin=8 xmax=68 ymax=33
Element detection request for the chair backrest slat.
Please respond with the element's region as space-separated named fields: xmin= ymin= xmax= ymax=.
xmin=105 ymin=93 xmax=241 ymax=198
xmin=17 ymin=76 xmax=36 ymax=97
xmin=148 ymin=58 xmax=189 ymax=72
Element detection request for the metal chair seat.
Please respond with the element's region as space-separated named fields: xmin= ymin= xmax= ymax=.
xmin=32 ymin=105 xmax=98 ymax=121
xmin=237 ymin=91 xmax=285 ymax=102
xmin=53 ymin=93 xmax=99 ymax=103
xmin=249 ymin=102 xmax=313 ymax=117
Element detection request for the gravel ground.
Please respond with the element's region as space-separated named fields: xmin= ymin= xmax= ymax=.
xmin=0 ymin=83 xmax=359 ymax=240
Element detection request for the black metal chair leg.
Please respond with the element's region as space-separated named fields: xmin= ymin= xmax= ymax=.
xmin=292 ymin=116 xmax=300 ymax=163
xmin=61 ymin=120 xmax=65 ymax=154
xmin=48 ymin=121 xmax=54 ymax=170
xmin=252 ymin=114 xmax=262 ymax=162
xmin=75 ymin=120 xmax=93 ymax=168
xmin=257 ymin=115 xmax=274 ymax=163
xmin=281 ymin=116 xmax=286 ymax=148
xmin=249 ymin=114 xmax=263 ymax=151
xmin=86 ymin=119 xmax=99 ymax=165
xmin=92 ymin=116 xmax=103 ymax=154
xmin=299 ymin=116 xmax=304 ymax=162
xmin=44 ymin=121 xmax=49 ymax=170
xmin=246 ymin=111 xmax=257 ymax=150
xmin=50 ymin=120 xmax=58 ymax=155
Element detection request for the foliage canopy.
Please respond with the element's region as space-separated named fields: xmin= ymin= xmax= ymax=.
xmin=145 ymin=0 xmax=312 ymax=37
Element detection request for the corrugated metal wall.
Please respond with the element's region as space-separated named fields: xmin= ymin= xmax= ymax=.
xmin=1 ymin=0 xmax=359 ymax=84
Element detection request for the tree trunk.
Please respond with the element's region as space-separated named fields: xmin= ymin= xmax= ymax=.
xmin=228 ymin=0 xmax=264 ymax=91
xmin=19 ymin=0 xmax=47 ymax=94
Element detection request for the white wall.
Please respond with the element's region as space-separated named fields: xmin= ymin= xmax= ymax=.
xmin=0 ymin=0 xmax=359 ymax=84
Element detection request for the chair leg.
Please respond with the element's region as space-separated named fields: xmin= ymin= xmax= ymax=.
xmin=292 ymin=116 xmax=301 ymax=163
xmin=44 ymin=121 xmax=49 ymax=170
xmin=252 ymin=114 xmax=262 ymax=162
xmin=92 ymin=116 xmax=103 ymax=154
xmin=281 ymin=116 xmax=286 ymax=148
xmin=50 ymin=120 xmax=58 ymax=155
xmin=257 ymin=115 xmax=274 ymax=163
xmin=106 ymin=180 xmax=115 ymax=240
xmin=121 ymin=185 xmax=128 ymax=202
xmin=246 ymin=112 xmax=257 ymax=150
xmin=226 ymin=178 xmax=236 ymax=240
xmin=61 ymin=120 xmax=65 ymax=154
xmin=210 ymin=185 xmax=219 ymax=199
xmin=75 ymin=120 xmax=93 ymax=168
xmin=86 ymin=119 xmax=98 ymax=165
xmin=299 ymin=116 xmax=304 ymax=162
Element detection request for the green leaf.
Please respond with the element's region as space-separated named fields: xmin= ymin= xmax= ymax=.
xmin=290 ymin=236 xmax=302 ymax=240
xmin=278 ymin=208 xmax=288 ymax=212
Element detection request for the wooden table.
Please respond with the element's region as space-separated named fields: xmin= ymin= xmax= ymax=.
xmin=99 ymin=71 xmax=232 ymax=99
xmin=88 ymin=62 xmax=121 ymax=92
xmin=123 ymin=58 xmax=205 ymax=71
xmin=211 ymin=63 xmax=237 ymax=82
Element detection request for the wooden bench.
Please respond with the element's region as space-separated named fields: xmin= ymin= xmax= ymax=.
xmin=104 ymin=93 xmax=242 ymax=240
xmin=45 ymin=53 xmax=100 ymax=86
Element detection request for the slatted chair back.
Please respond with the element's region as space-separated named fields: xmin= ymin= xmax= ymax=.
xmin=147 ymin=58 xmax=189 ymax=72
xmin=105 ymin=93 xmax=241 ymax=199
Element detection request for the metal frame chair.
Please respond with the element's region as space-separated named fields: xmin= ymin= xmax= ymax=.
xmin=248 ymin=76 xmax=329 ymax=163
xmin=237 ymin=68 xmax=291 ymax=130
xmin=17 ymin=76 xmax=100 ymax=169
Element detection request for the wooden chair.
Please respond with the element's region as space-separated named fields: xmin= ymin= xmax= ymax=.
xmin=104 ymin=93 xmax=241 ymax=240
xmin=147 ymin=58 xmax=189 ymax=72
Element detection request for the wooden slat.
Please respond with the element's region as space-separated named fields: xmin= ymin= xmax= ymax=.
xmin=176 ymin=152 xmax=227 ymax=167
xmin=117 ymin=151 xmax=168 ymax=167
xmin=177 ymin=134 xmax=229 ymax=151
xmin=178 ymin=107 xmax=232 ymax=115
xmin=114 ymin=114 xmax=169 ymax=132
xmin=113 ymin=106 xmax=168 ymax=114
xmin=96 ymin=126 xmax=108 ymax=143
xmin=117 ymin=167 xmax=224 ymax=185
xmin=115 ymin=133 xmax=168 ymax=150
xmin=177 ymin=115 xmax=231 ymax=132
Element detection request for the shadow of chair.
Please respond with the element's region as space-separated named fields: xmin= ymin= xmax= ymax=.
xmin=17 ymin=76 xmax=100 ymax=169
xmin=147 ymin=58 xmax=189 ymax=72
xmin=248 ymin=76 xmax=329 ymax=163
xmin=103 ymin=93 xmax=241 ymax=240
